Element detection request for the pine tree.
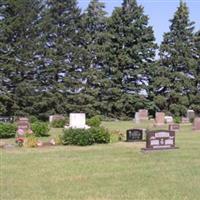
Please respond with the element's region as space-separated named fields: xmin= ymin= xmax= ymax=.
xmin=0 ymin=0 xmax=42 ymax=116
xmin=35 ymin=0 xmax=85 ymax=116
xmin=81 ymin=0 xmax=111 ymax=116
xmin=107 ymin=0 xmax=157 ymax=117
xmin=190 ymin=30 xmax=200 ymax=114
xmin=159 ymin=1 xmax=196 ymax=116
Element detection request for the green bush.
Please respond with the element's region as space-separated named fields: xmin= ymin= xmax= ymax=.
xmin=90 ymin=127 xmax=110 ymax=144
xmin=51 ymin=119 xmax=66 ymax=128
xmin=62 ymin=129 xmax=94 ymax=146
xmin=87 ymin=116 xmax=101 ymax=127
xmin=31 ymin=122 xmax=50 ymax=137
xmin=30 ymin=116 xmax=39 ymax=123
xmin=62 ymin=127 xmax=110 ymax=146
xmin=174 ymin=116 xmax=181 ymax=124
xmin=0 ymin=123 xmax=17 ymax=138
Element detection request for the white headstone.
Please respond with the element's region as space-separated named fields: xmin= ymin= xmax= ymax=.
xmin=135 ymin=112 xmax=140 ymax=124
xmin=164 ymin=116 xmax=173 ymax=124
xmin=49 ymin=115 xmax=53 ymax=122
xmin=187 ymin=110 xmax=195 ymax=120
xmin=68 ymin=113 xmax=90 ymax=129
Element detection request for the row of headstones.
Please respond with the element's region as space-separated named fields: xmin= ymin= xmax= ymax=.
xmin=0 ymin=113 xmax=89 ymax=129
xmin=126 ymin=128 xmax=178 ymax=151
xmin=134 ymin=109 xmax=200 ymax=130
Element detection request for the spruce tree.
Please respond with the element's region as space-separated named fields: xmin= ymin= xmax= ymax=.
xmin=35 ymin=0 xmax=85 ymax=116
xmin=107 ymin=0 xmax=157 ymax=117
xmin=190 ymin=30 xmax=200 ymax=114
xmin=159 ymin=1 xmax=196 ymax=116
xmin=0 ymin=0 xmax=42 ymax=116
xmin=81 ymin=0 xmax=111 ymax=116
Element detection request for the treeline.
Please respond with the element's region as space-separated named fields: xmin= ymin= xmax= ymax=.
xmin=0 ymin=0 xmax=199 ymax=120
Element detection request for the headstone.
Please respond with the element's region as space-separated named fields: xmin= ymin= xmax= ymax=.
xmin=142 ymin=130 xmax=178 ymax=151
xmin=135 ymin=112 xmax=140 ymax=124
xmin=0 ymin=116 xmax=13 ymax=123
xmin=187 ymin=110 xmax=195 ymax=121
xmin=181 ymin=117 xmax=190 ymax=124
xmin=65 ymin=113 xmax=90 ymax=129
xmin=17 ymin=118 xmax=30 ymax=131
xmin=165 ymin=116 xmax=173 ymax=124
xmin=169 ymin=124 xmax=180 ymax=132
xmin=155 ymin=112 xmax=165 ymax=126
xmin=49 ymin=115 xmax=65 ymax=122
xmin=126 ymin=129 xmax=146 ymax=142
xmin=193 ymin=118 xmax=200 ymax=131
xmin=138 ymin=109 xmax=148 ymax=120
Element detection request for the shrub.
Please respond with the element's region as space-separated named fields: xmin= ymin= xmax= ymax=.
xmin=30 ymin=116 xmax=39 ymax=123
xmin=51 ymin=119 xmax=66 ymax=128
xmin=90 ymin=127 xmax=110 ymax=144
xmin=0 ymin=123 xmax=17 ymax=138
xmin=62 ymin=128 xmax=94 ymax=146
xmin=62 ymin=127 xmax=110 ymax=146
xmin=87 ymin=116 xmax=101 ymax=127
xmin=31 ymin=122 xmax=50 ymax=137
xmin=24 ymin=135 xmax=38 ymax=148
xmin=53 ymin=135 xmax=62 ymax=145
xmin=174 ymin=116 xmax=181 ymax=124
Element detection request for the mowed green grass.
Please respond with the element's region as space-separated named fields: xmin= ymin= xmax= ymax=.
xmin=1 ymin=121 xmax=200 ymax=200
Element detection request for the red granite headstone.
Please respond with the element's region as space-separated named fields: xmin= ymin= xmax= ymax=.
xmin=193 ymin=118 xmax=200 ymax=131
xmin=155 ymin=112 xmax=165 ymax=126
xmin=49 ymin=115 xmax=65 ymax=122
xmin=138 ymin=109 xmax=148 ymax=120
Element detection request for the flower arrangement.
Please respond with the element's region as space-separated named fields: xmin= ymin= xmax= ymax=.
xmin=16 ymin=128 xmax=34 ymax=147
xmin=16 ymin=137 xmax=24 ymax=147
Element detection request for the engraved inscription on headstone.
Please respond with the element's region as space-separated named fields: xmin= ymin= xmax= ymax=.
xmin=142 ymin=130 xmax=178 ymax=151
xmin=126 ymin=129 xmax=143 ymax=142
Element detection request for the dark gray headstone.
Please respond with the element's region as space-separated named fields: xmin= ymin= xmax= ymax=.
xmin=126 ymin=129 xmax=144 ymax=142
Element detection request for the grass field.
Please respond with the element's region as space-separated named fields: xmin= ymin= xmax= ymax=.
xmin=1 ymin=121 xmax=200 ymax=200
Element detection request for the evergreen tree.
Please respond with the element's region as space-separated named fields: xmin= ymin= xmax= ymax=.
xmin=0 ymin=0 xmax=42 ymax=116
xmin=81 ymin=0 xmax=111 ymax=116
xmin=159 ymin=1 xmax=196 ymax=116
xmin=35 ymin=0 xmax=85 ymax=116
xmin=107 ymin=0 xmax=157 ymax=117
xmin=190 ymin=30 xmax=200 ymax=113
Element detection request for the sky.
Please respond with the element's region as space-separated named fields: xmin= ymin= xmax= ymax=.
xmin=78 ymin=0 xmax=200 ymax=44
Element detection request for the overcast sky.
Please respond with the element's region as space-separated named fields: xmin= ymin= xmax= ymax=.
xmin=78 ymin=0 xmax=200 ymax=44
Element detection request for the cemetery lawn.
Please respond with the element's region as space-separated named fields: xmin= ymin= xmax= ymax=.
xmin=1 ymin=121 xmax=200 ymax=200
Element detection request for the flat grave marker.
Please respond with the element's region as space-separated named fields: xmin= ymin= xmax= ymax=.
xmin=169 ymin=124 xmax=180 ymax=132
